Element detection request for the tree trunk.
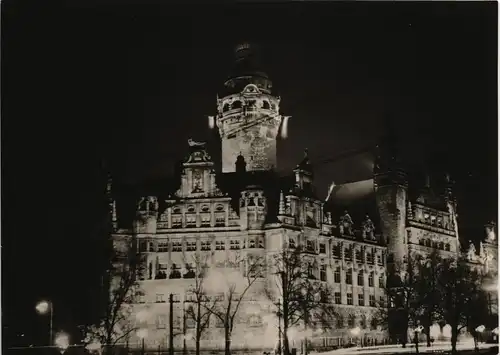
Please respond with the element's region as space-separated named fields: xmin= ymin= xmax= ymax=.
xmin=425 ymin=323 xmax=431 ymax=347
xmin=283 ymin=332 xmax=290 ymax=355
xmin=283 ymin=317 xmax=290 ymax=355
xmin=195 ymin=335 xmax=201 ymax=355
xmin=224 ymin=326 xmax=231 ymax=355
xmin=451 ymin=326 xmax=458 ymax=355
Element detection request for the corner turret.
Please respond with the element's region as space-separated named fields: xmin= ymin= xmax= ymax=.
xmin=374 ymin=117 xmax=408 ymax=270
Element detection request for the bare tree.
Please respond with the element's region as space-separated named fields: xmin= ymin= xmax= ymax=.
xmin=414 ymin=251 xmax=444 ymax=347
xmin=203 ymin=253 xmax=265 ymax=355
xmin=85 ymin=235 xmax=146 ymax=354
xmin=183 ymin=253 xmax=219 ymax=355
xmin=437 ymin=257 xmax=486 ymax=355
xmin=383 ymin=254 xmax=422 ymax=348
xmin=265 ymin=245 xmax=337 ymax=355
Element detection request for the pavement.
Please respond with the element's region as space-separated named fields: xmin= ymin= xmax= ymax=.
xmin=309 ymin=341 xmax=499 ymax=354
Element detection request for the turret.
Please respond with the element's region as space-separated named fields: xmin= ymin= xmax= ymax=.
xmin=374 ymin=117 xmax=408 ymax=271
xmin=106 ymin=170 xmax=118 ymax=232
xmin=293 ymin=148 xmax=314 ymax=193
xmin=214 ymin=43 xmax=287 ymax=173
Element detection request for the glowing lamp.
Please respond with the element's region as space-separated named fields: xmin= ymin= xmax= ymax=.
xmin=350 ymin=327 xmax=361 ymax=336
xmin=137 ymin=329 xmax=148 ymax=339
xmin=415 ymin=326 xmax=424 ymax=333
xmin=475 ymin=325 xmax=486 ymax=333
xmin=55 ymin=332 xmax=70 ymax=354
xmin=35 ymin=301 xmax=50 ymax=314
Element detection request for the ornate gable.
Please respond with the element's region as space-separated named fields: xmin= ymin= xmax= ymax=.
xmin=176 ymin=140 xmax=225 ymax=199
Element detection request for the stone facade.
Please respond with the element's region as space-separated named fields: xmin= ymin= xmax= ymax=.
xmin=108 ymin=44 xmax=497 ymax=353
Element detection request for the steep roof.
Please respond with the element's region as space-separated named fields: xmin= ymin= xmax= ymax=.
xmin=325 ymin=179 xmax=380 ymax=229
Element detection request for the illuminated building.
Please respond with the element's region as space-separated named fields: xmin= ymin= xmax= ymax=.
xmin=108 ymin=44 xmax=496 ymax=352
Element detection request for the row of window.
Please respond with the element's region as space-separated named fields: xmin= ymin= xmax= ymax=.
xmin=333 ymin=268 xmax=384 ymax=288
xmin=139 ymin=238 xmax=265 ymax=253
xmin=331 ymin=244 xmax=385 ymax=265
xmin=170 ymin=214 xmax=226 ymax=229
xmin=151 ymin=312 xmax=262 ymax=330
xmin=290 ymin=240 xmax=384 ymax=265
xmin=334 ymin=292 xmax=382 ymax=307
xmin=418 ymin=238 xmax=451 ymax=251
xmin=151 ymin=312 xmax=380 ymax=331
xmin=221 ymin=100 xmax=276 ymax=113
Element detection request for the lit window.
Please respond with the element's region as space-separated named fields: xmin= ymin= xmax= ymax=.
xmin=157 ymin=315 xmax=167 ymax=329
xmin=347 ymin=293 xmax=353 ymax=305
xmin=215 ymin=240 xmax=225 ymax=250
xmin=358 ymin=294 xmax=365 ymax=306
xmin=186 ymin=241 xmax=197 ymax=251
xmin=158 ymin=242 xmax=168 ymax=252
xmin=172 ymin=241 xmax=182 ymax=252
xmin=156 ymin=294 xmax=165 ymax=303
xmin=201 ymin=240 xmax=211 ymax=251
xmin=357 ymin=272 xmax=364 ymax=286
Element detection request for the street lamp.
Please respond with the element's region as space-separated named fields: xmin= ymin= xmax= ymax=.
xmin=474 ymin=325 xmax=485 ymax=351
xmin=55 ymin=332 xmax=70 ymax=354
xmin=350 ymin=327 xmax=361 ymax=347
xmin=35 ymin=300 xmax=54 ymax=346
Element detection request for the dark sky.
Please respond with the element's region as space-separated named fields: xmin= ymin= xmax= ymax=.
xmin=2 ymin=0 xmax=497 ymax=347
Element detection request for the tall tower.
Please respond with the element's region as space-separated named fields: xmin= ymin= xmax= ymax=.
xmin=374 ymin=119 xmax=408 ymax=271
xmin=215 ymin=43 xmax=285 ymax=173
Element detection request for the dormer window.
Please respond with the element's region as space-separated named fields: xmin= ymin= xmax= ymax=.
xmin=187 ymin=205 xmax=196 ymax=213
xmin=216 ymin=204 xmax=224 ymax=211
xmin=201 ymin=205 xmax=210 ymax=212
xmin=173 ymin=207 xmax=182 ymax=214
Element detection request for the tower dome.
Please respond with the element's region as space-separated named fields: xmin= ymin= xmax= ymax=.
xmin=222 ymin=43 xmax=273 ymax=96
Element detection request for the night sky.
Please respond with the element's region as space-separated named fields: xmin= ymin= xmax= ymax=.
xmin=2 ymin=0 xmax=497 ymax=348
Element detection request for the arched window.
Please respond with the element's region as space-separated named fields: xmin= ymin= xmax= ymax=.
xmin=201 ymin=205 xmax=209 ymax=212
xmin=215 ymin=204 xmax=224 ymax=211
xmin=223 ymin=103 xmax=229 ymax=112
xmin=187 ymin=205 xmax=195 ymax=213
xmin=232 ymin=101 xmax=242 ymax=109
xmin=262 ymin=100 xmax=270 ymax=109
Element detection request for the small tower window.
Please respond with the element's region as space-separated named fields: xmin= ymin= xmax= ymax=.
xmin=262 ymin=100 xmax=270 ymax=109
xmin=223 ymin=103 xmax=230 ymax=112
xmin=232 ymin=101 xmax=242 ymax=109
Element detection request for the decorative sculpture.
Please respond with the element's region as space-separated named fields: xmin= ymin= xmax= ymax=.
xmin=339 ymin=210 xmax=354 ymax=236
xmin=467 ymin=241 xmax=477 ymax=261
xmin=362 ymin=215 xmax=376 ymax=240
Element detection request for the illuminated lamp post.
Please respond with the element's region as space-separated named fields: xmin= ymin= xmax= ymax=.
xmin=350 ymin=327 xmax=361 ymax=347
xmin=137 ymin=329 xmax=148 ymax=355
xmin=35 ymin=300 xmax=54 ymax=346
xmin=55 ymin=332 xmax=70 ymax=354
